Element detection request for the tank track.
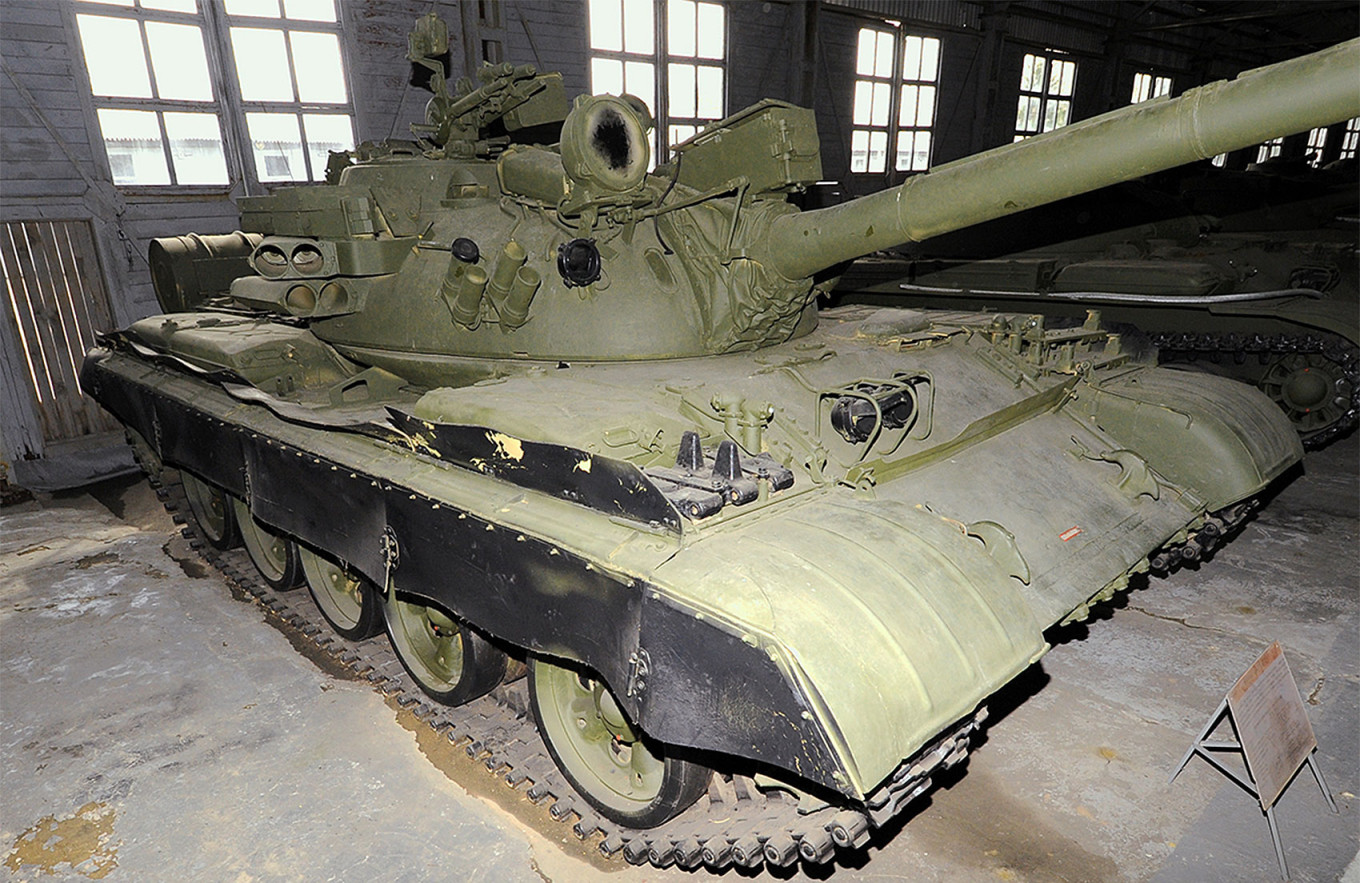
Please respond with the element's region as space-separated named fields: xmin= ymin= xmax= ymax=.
xmin=144 ymin=460 xmax=981 ymax=872
xmin=1153 ymin=330 xmax=1359 ymax=449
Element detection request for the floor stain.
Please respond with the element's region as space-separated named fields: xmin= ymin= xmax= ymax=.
xmin=4 ymin=801 xmax=120 ymax=879
xmin=390 ymin=698 xmax=625 ymax=876
xmin=74 ymin=552 xmax=119 ymax=569
xmin=905 ymin=767 xmax=1120 ymax=882
xmin=161 ymin=538 xmax=210 ymax=579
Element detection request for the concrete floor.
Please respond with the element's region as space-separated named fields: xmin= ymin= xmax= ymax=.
xmin=3 ymin=434 xmax=1357 ymax=882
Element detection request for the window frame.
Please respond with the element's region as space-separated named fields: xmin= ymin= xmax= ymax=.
xmin=1340 ymin=117 xmax=1360 ymax=161
xmin=847 ymin=25 xmax=943 ymax=178
xmin=1130 ymin=71 xmax=1172 ymax=104
xmin=586 ymin=0 xmax=729 ymax=164
xmin=68 ymin=0 xmax=359 ymax=194
xmin=1014 ymin=50 xmax=1076 ymax=141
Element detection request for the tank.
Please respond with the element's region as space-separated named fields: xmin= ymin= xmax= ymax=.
xmin=81 ymin=16 xmax=1359 ymax=869
xmin=837 ymin=159 xmax=1359 ymax=447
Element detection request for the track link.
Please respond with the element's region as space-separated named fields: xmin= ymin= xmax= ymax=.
xmin=145 ymin=460 xmax=981 ymax=873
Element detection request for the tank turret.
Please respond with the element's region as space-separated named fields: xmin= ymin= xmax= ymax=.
xmin=198 ymin=27 xmax=1359 ymax=385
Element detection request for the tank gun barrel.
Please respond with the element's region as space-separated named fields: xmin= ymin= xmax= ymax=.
xmin=769 ymin=38 xmax=1360 ymax=281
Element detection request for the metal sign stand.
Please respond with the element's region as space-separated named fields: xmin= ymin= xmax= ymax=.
xmin=1168 ymin=642 xmax=1338 ymax=881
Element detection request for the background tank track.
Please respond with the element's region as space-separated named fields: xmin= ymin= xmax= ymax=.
xmin=1154 ymin=330 xmax=1359 ymax=448
xmin=142 ymin=456 xmax=985 ymax=872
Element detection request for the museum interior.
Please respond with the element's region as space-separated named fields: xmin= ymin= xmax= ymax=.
xmin=2 ymin=1 xmax=1357 ymax=879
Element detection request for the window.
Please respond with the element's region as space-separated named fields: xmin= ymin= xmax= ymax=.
xmin=1306 ymin=127 xmax=1328 ymax=167
xmin=1014 ymin=52 xmax=1076 ymax=141
xmin=72 ymin=0 xmax=355 ymax=187
xmin=849 ymin=27 xmax=942 ymax=174
xmin=1130 ymin=72 xmax=1171 ymax=104
xmin=225 ymin=0 xmax=355 ymax=183
xmin=1341 ymin=117 xmax=1360 ymax=161
xmin=74 ymin=1 xmax=228 ymax=186
xmin=588 ymin=0 xmax=726 ymax=160
xmin=1256 ymin=137 xmax=1283 ymax=164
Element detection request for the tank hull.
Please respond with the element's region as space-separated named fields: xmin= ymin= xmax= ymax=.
xmin=82 ymin=304 xmax=1300 ymax=803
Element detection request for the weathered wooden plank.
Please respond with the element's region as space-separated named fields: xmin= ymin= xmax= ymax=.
xmin=20 ymin=221 xmax=85 ymax=439
xmin=0 ymin=180 xmax=92 ymax=198
xmin=0 ymin=22 xmax=72 ymax=46
xmin=0 ymin=223 xmax=61 ymax=439
xmin=51 ymin=221 xmax=119 ymax=435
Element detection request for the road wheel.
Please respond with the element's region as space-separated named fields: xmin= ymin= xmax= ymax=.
xmin=384 ymin=591 xmax=507 ymax=705
xmin=529 ymin=657 xmax=710 ymax=828
xmin=299 ymin=547 xmax=382 ymax=640
xmin=231 ymin=497 xmax=303 ymax=590
xmin=181 ymin=472 xmax=239 ymax=551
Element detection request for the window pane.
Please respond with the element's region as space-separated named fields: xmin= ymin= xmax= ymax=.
xmin=1059 ymin=61 xmax=1075 ymax=96
xmin=870 ymin=82 xmax=889 ymax=127
xmin=591 ymin=57 xmax=624 ymax=95
xmin=225 ymin=0 xmax=280 ymax=16
xmin=246 ymin=112 xmax=305 ymax=181
xmin=1132 ymin=73 xmax=1148 ymax=103
xmin=1055 ymin=100 xmax=1070 ymax=128
xmin=850 ymin=129 xmax=869 ymax=173
xmin=669 ymin=0 xmax=696 ymax=57
xmin=853 ymin=80 xmax=872 ymax=127
xmin=1154 ymin=76 xmax=1171 ymax=98
xmin=77 ymin=15 xmax=152 ymax=98
xmin=164 ymin=112 xmax=228 ymax=185
xmin=97 ymin=109 xmax=169 ymax=185
xmin=78 ymin=0 xmax=133 ymax=6
xmin=695 ymin=2 xmax=723 ymax=59
xmin=1019 ymin=54 xmax=1038 ymax=92
xmin=895 ymin=131 xmax=912 ymax=171
xmin=696 ymin=65 xmax=722 ymax=118
xmin=668 ymin=63 xmax=696 ymax=118
xmin=302 ymin=113 xmax=353 ymax=181
xmin=1015 ymin=96 xmax=1028 ymax=131
xmin=146 ymin=22 xmax=213 ymax=102
xmin=1043 ymin=100 xmax=1057 ymax=132
xmin=874 ymin=30 xmax=893 ymax=79
xmin=914 ymin=130 xmax=931 ymax=169
xmin=142 ymin=0 xmax=198 ymax=11
xmin=1025 ymin=96 xmax=1040 ymax=131
xmin=920 ymin=37 xmax=940 ymax=81
xmin=291 ymin=31 xmax=347 ymax=103
xmin=669 ymin=124 xmax=697 ymax=146
xmin=856 ymin=29 xmax=876 ymax=77
xmin=283 ymin=0 xmax=336 ymax=22
xmin=918 ymin=85 xmax=936 ymax=126
xmin=899 ymin=85 xmax=917 ymax=127
xmin=624 ymin=61 xmax=655 ymax=115
xmin=232 ymin=28 xmax=294 ymax=101
xmin=622 ymin=0 xmax=653 ymax=55
xmin=903 ymin=36 xmax=922 ymax=81
xmin=589 ymin=0 xmax=622 ymax=52
xmin=868 ymin=130 xmax=887 ymax=173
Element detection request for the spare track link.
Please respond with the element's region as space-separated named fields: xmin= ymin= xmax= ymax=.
xmin=143 ymin=458 xmax=980 ymax=873
xmin=1154 ymin=330 xmax=1359 ymax=448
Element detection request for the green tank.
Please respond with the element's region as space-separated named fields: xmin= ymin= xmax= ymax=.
xmin=81 ymin=15 xmax=1359 ymax=869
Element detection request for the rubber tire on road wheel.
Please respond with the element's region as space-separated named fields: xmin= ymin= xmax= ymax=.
xmin=231 ymin=497 xmax=304 ymax=591
xmin=180 ymin=471 xmax=239 ymax=551
xmin=298 ymin=546 xmax=383 ymax=641
xmin=384 ymin=590 xmax=507 ymax=705
xmin=529 ymin=657 xmax=710 ymax=829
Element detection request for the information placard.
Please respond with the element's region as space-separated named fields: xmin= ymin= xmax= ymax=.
xmin=1226 ymin=642 xmax=1317 ymax=810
